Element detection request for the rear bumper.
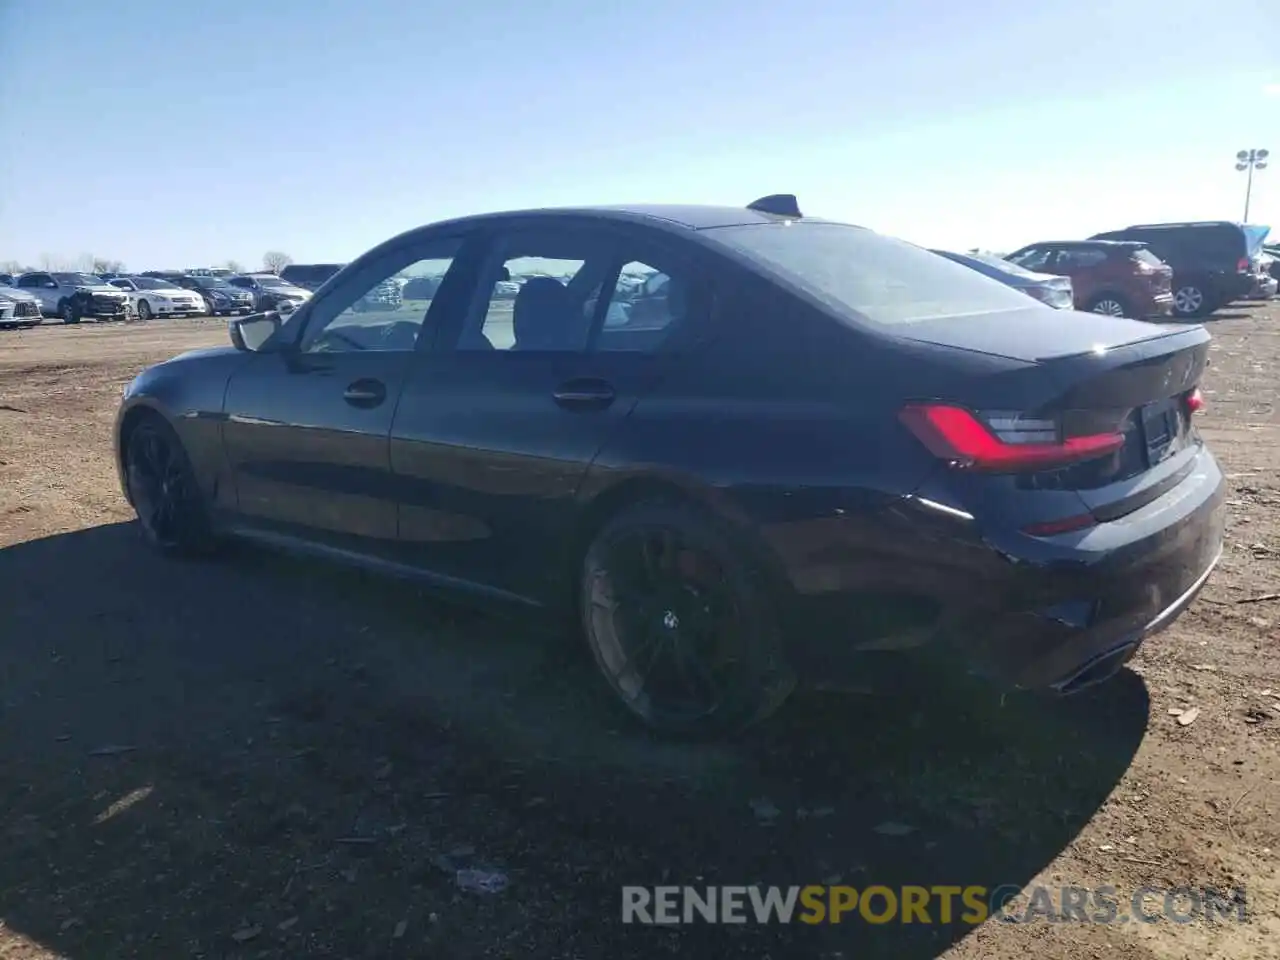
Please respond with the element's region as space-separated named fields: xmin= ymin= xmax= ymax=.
xmin=776 ymin=447 xmax=1227 ymax=692
xmin=1218 ymin=274 xmax=1254 ymax=302
xmin=1250 ymin=275 xmax=1278 ymax=298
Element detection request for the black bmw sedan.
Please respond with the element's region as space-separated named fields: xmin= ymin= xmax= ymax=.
xmin=113 ymin=195 xmax=1225 ymax=736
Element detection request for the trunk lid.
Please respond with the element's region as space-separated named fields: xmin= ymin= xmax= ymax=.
xmin=897 ymin=314 xmax=1211 ymax=520
xmin=894 ymin=307 xmax=1189 ymax=363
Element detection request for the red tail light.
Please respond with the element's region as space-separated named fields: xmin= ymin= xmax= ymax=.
xmin=899 ymin=403 xmax=1125 ymax=472
xmin=1237 ymin=257 xmax=1250 ymax=273
xmin=1186 ymin=387 xmax=1206 ymax=414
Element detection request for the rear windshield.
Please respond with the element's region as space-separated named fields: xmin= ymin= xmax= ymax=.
xmin=1131 ymin=248 xmax=1165 ymax=267
xmin=942 ymin=250 xmax=1045 ymax=280
xmin=709 ymin=222 xmax=1038 ymax=325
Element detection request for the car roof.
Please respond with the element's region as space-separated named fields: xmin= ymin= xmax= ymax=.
xmin=421 ymin=203 xmax=845 ymax=234
xmin=1114 ymin=220 xmax=1241 ymax=230
xmin=1020 ymin=239 xmax=1142 ymax=248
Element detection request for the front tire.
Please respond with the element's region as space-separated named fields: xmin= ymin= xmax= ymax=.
xmin=136 ymin=299 xmax=153 ymax=321
xmin=124 ymin=415 xmax=217 ymax=557
xmin=579 ymin=501 xmax=794 ymax=737
xmin=59 ymin=300 xmax=80 ymax=324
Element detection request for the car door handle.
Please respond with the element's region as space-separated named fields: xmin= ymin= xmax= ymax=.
xmin=343 ymin=379 xmax=386 ymax=408
xmin=553 ymin=379 xmax=616 ymax=410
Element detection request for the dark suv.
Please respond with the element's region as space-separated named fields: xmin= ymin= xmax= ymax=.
xmin=1004 ymin=240 xmax=1173 ymax=319
xmin=279 ymin=263 xmax=345 ymax=292
xmin=1088 ymin=221 xmax=1256 ymax=318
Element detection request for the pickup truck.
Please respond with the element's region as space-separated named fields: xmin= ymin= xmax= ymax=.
xmin=13 ymin=271 xmax=130 ymax=323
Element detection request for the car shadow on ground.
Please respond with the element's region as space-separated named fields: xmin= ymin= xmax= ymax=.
xmin=0 ymin=522 xmax=1149 ymax=959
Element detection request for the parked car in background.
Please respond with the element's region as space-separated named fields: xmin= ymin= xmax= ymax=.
xmin=401 ymin=275 xmax=443 ymax=300
xmin=1088 ymin=222 xmax=1258 ymax=318
xmin=227 ymin=273 xmax=312 ymax=311
xmin=187 ymin=267 xmax=234 ymax=278
xmin=931 ymin=249 xmax=1074 ymax=309
xmin=1263 ymin=244 xmax=1280 ymax=283
xmin=279 ymin=263 xmax=346 ymax=292
xmin=353 ymin=278 xmax=402 ymax=312
xmin=0 ymin=284 xmax=42 ymax=328
xmin=171 ymin=275 xmax=256 ymax=315
xmin=113 ymin=195 xmax=1224 ymax=736
xmin=1250 ymin=255 xmax=1278 ymax=298
xmin=14 ymin=271 xmax=129 ymax=323
xmin=1003 ymin=240 xmax=1173 ymax=319
xmin=108 ymin=276 xmax=206 ymax=320
xmin=0 ymin=274 xmax=15 ymax=286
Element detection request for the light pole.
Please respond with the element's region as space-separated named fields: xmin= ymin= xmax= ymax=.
xmin=1235 ymin=149 xmax=1269 ymax=222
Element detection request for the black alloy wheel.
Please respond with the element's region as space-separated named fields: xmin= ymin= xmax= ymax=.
xmin=580 ymin=502 xmax=793 ymax=736
xmin=125 ymin=417 xmax=215 ymax=556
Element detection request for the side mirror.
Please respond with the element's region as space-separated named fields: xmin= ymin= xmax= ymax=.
xmin=44 ymin=281 xmax=57 ymax=288
xmin=229 ymin=312 xmax=282 ymax=352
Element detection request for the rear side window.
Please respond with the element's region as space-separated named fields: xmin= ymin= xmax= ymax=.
xmin=1096 ymin=226 xmax=1243 ymax=264
xmin=708 ymin=222 xmax=1037 ymax=325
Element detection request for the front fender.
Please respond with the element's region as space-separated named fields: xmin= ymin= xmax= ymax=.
xmin=115 ymin=350 xmax=248 ymax=509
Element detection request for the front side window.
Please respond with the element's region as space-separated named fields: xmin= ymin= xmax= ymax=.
xmin=299 ymin=240 xmax=461 ymax=354
xmin=710 ymin=222 xmax=1038 ymax=326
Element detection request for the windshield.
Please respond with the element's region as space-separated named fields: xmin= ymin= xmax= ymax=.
xmin=711 ymin=223 xmax=1039 ymax=325
xmin=1131 ymin=249 xmax=1165 ymax=267
xmin=259 ymin=277 xmax=297 ymax=290
xmin=133 ymin=277 xmax=175 ymax=290
xmin=52 ymin=273 xmax=103 ymax=286
xmin=199 ymin=277 xmax=237 ymax=289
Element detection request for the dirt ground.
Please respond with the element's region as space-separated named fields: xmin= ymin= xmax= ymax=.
xmin=0 ymin=310 xmax=1277 ymax=960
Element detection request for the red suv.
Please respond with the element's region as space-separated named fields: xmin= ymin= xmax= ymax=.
xmin=1004 ymin=240 xmax=1173 ymax=319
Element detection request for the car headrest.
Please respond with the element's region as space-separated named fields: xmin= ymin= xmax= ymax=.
xmin=512 ymin=277 xmax=578 ymax=349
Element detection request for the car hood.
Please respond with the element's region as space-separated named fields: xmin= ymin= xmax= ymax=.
xmin=264 ymin=287 xmax=310 ymax=299
xmin=892 ymin=307 xmax=1187 ymax=363
xmin=79 ymin=284 xmax=127 ymax=295
xmin=164 ymin=345 xmax=243 ymax=365
xmin=0 ymin=287 xmax=39 ymax=303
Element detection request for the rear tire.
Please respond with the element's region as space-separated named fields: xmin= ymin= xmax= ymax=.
xmin=124 ymin=414 xmax=218 ymax=557
xmin=1173 ymin=282 xmax=1213 ymax=318
xmin=579 ymin=501 xmax=794 ymax=738
xmin=1087 ymin=294 xmax=1129 ymax=318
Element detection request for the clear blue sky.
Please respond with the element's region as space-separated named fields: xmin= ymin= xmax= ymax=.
xmin=1 ymin=0 xmax=1276 ymax=271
